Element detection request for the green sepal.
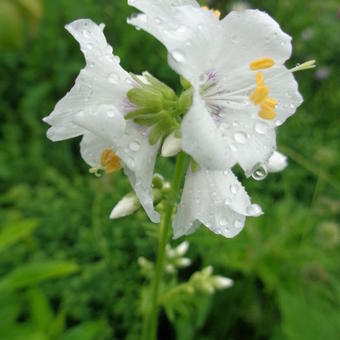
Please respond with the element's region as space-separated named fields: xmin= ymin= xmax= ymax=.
xmin=127 ymin=88 xmax=163 ymax=111
xmin=178 ymin=88 xmax=193 ymax=115
xmin=180 ymin=76 xmax=192 ymax=90
xmin=124 ymin=108 xmax=152 ymax=120
xmin=191 ymin=159 xmax=200 ymax=173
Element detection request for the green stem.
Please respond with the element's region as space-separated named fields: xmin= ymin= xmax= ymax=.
xmin=146 ymin=152 xmax=187 ymax=340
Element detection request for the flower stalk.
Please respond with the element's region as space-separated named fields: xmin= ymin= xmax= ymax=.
xmin=144 ymin=152 xmax=188 ymax=340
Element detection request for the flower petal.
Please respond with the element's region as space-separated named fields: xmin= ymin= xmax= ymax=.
xmin=181 ymin=93 xmax=237 ymax=170
xmin=43 ymin=19 xmax=132 ymax=141
xmin=267 ymin=151 xmax=288 ymax=173
xmin=128 ymin=1 xmax=218 ymax=82
xmin=115 ymin=122 xmax=161 ymax=223
xmin=218 ymin=106 xmax=277 ymax=176
xmin=215 ymin=10 xmax=292 ymax=75
xmin=173 ymin=167 xmax=262 ymax=239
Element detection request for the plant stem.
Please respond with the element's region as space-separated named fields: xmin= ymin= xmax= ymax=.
xmin=146 ymin=152 xmax=187 ymax=340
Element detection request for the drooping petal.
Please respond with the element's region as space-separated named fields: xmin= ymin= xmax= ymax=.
xmin=181 ymin=93 xmax=237 ymax=170
xmin=173 ymin=167 xmax=262 ymax=239
xmin=80 ymin=120 xmax=161 ymax=223
xmin=115 ymin=122 xmax=161 ymax=223
xmin=128 ymin=1 xmax=218 ymax=83
xmin=43 ymin=19 xmax=132 ymax=141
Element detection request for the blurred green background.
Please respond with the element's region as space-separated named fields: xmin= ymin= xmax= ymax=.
xmin=0 ymin=0 xmax=339 ymax=339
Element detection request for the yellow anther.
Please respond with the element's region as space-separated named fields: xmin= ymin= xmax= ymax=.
xmin=255 ymin=72 xmax=264 ymax=86
xmin=250 ymin=58 xmax=275 ymax=70
xmin=201 ymin=6 xmax=221 ymax=19
xmin=259 ymin=100 xmax=277 ymax=120
xmin=263 ymin=97 xmax=278 ymax=108
xmin=250 ymin=85 xmax=270 ymax=105
xmin=101 ymin=149 xmax=122 ymax=174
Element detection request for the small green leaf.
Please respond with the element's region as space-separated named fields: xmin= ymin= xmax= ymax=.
xmin=59 ymin=320 xmax=108 ymax=340
xmin=0 ymin=261 xmax=80 ymax=292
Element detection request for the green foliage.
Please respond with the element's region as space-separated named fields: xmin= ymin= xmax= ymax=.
xmin=1 ymin=0 xmax=339 ymax=339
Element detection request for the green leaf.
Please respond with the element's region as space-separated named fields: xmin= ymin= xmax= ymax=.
xmin=59 ymin=320 xmax=108 ymax=340
xmin=49 ymin=309 xmax=66 ymax=340
xmin=0 ymin=261 xmax=80 ymax=292
xmin=28 ymin=288 xmax=54 ymax=334
xmin=0 ymin=219 xmax=38 ymax=253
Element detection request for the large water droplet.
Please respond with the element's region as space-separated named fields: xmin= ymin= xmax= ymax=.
xmin=251 ymin=163 xmax=268 ymax=181
xmin=246 ymin=204 xmax=262 ymax=216
xmin=230 ymin=184 xmax=239 ymax=195
xmin=129 ymin=141 xmax=140 ymax=152
xmin=171 ymin=50 xmax=185 ymax=63
xmin=234 ymin=131 xmax=247 ymax=144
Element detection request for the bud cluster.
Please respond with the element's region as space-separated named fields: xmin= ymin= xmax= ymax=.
xmin=165 ymin=241 xmax=191 ymax=274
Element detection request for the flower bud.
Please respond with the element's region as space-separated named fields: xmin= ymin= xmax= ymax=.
xmin=212 ymin=276 xmax=233 ymax=289
xmin=110 ymin=193 xmax=140 ymax=219
xmin=161 ymin=132 xmax=182 ymax=157
xmin=175 ymin=241 xmax=189 ymax=256
xmin=267 ymin=151 xmax=288 ymax=173
xmin=175 ymin=257 xmax=192 ymax=268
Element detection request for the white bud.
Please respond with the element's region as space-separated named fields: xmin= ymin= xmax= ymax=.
xmin=166 ymin=245 xmax=176 ymax=259
xmin=213 ymin=276 xmax=234 ymax=289
xmin=165 ymin=264 xmax=176 ymax=274
xmin=110 ymin=194 xmax=139 ymax=219
xmin=175 ymin=257 xmax=192 ymax=268
xmin=267 ymin=151 xmax=288 ymax=173
xmin=175 ymin=241 xmax=189 ymax=256
xmin=161 ymin=133 xmax=182 ymax=157
xmin=138 ymin=257 xmax=150 ymax=268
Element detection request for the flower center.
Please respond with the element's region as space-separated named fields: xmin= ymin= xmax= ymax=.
xmin=101 ymin=149 xmax=122 ymax=174
xmin=249 ymin=58 xmax=278 ymax=120
xmin=201 ymin=6 xmax=221 ymax=20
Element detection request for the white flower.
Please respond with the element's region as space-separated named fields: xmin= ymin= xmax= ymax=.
xmin=212 ymin=276 xmax=234 ymax=289
xmin=128 ymin=1 xmax=304 ymax=176
xmin=266 ymin=151 xmax=288 ymax=173
xmin=43 ymin=19 xmax=160 ymax=223
xmin=110 ymin=193 xmax=140 ymax=219
xmin=173 ymin=167 xmax=263 ymax=239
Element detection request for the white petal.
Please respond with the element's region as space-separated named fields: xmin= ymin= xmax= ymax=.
xmin=43 ymin=19 xmax=132 ymax=141
xmin=115 ymin=122 xmax=161 ymax=223
xmin=181 ymin=93 xmax=236 ymax=170
xmin=173 ymin=168 xmax=262 ymax=239
xmin=218 ymin=106 xmax=277 ymax=176
xmin=80 ymin=132 xmax=111 ymax=167
xmin=128 ymin=2 xmax=218 ymax=82
xmin=73 ymin=105 xmax=126 ymax=143
xmin=267 ymin=151 xmax=288 ymax=173
xmin=215 ymin=10 xmax=292 ymax=75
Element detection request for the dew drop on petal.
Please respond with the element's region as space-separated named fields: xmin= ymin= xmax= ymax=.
xmin=251 ymin=163 xmax=268 ymax=181
xmin=106 ymin=110 xmax=116 ymax=118
xmin=234 ymin=131 xmax=247 ymax=144
xmin=229 ymin=184 xmax=239 ymax=195
xmin=86 ymin=42 xmax=93 ymax=50
xmin=246 ymin=204 xmax=262 ymax=216
xmin=155 ymin=17 xmax=162 ymax=24
xmin=224 ymin=198 xmax=232 ymax=205
xmin=235 ymin=220 xmax=243 ymax=229
xmin=107 ymin=72 xmax=120 ymax=84
xmin=220 ymin=218 xmax=228 ymax=226
xmin=275 ymin=119 xmax=283 ymax=127
xmin=223 ymin=169 xmax=230 ymax=176
xmin=129 ymin=141 xmax=140 ymax=152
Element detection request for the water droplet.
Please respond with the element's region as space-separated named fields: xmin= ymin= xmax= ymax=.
xmin=232 ymin=120 xmax=239 ymax=127
xmin=220 ymin=218 xmax=228 ymax=226
xmin=155 ymin=17 xmax=162 ymax=24
xmin=129 ymin=141 xmax=140 ymax=152
xmin=234 ymin=131 xmax=247 ymax=144
xmin=83 ymin=29 xmax=91 ymax=38
xmin=251 ymin=163 xmax=268 ymax=181
xmin=223 ymin=169 xmax=230 ymax=176
xmin=289 ymin=103 xmax=295 ymax=109
xmin=185 ymin=41 xmax=192 ymax=47
xmin=231 ymin=34 xmax=239 ymax=43
xmin=255 ymin=122 xmax=269 ymax=134
xmin=224 ymin=198 xmax=232 ymax=205
xmin=171 ymin=50 xmax=185 ymax=63
xmin=275 ymin=119 xmax=283 ymax=126
xmin=229 ymin=144 xmax=237 ymax=152
xmin=230 ymin=184 xmax=239 ymax=194
xmin=176 ymin=25 xmax=187 ymax=33
xmin=107 ymin=110 xmax=116 ymax=118
xmin=114 ymin=56 xmax=120 ymax=63
xmin=246 ymin=204 xmax=262 ymax=216
xmin=86 ymin=43 xmax=93 ymax=49
xmin=127 ymin=157 xmax=135 ymax=169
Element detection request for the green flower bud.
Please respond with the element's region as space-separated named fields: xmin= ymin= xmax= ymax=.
xmin=178 ymin=88 xmax=193 ymax=115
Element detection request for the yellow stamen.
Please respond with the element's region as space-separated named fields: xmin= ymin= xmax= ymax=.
xmin=259 ymin=101 xmax=277 ymax=120
xmin=250 ymin=85 xmax=270 ymax=105
xmin=263 ymin=97 xmax=278 ymax=108
xmin=250 ymin=58 xmax=275 ymax=70
xmin=101 ymin=149 xmax=122 ymax=174
xmin=255 ymin=72 xmax=264 ymax=86
xmin=201 ymin=6 xmax=221 ymax=19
